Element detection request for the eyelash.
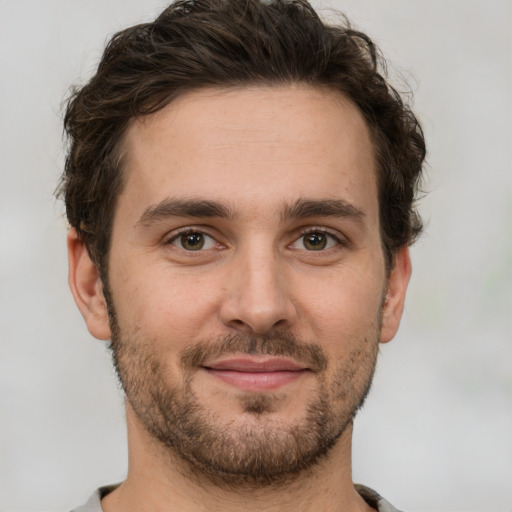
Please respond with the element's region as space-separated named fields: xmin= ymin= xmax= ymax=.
xmin=291 ymin=227 xmax=343 ymax=250
xmin=165 ymin=226 xmax=344 ymax=252
xmin=166 ymin=227 xmax=219 ymax=249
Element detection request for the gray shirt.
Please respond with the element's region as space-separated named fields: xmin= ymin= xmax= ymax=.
xmin=71 ymin=483 xmax=404 ymax=512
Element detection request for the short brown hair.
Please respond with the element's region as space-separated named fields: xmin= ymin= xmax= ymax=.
xmin=59 ymin=0 xmax=425 ymax=273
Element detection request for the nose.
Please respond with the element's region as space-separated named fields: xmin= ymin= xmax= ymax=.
xmin=219 ymin=245 xmax=298 ymax=334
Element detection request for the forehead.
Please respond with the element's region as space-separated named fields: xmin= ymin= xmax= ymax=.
xmin=119 ymin=85 xmax=377 ymax=224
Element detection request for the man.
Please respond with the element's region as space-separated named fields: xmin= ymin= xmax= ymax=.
xmin=60 ymin=0 xmax=425 ymax=510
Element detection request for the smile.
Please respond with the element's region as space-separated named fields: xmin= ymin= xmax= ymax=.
xmin=202 ymin=357 xmax=311 ymax=391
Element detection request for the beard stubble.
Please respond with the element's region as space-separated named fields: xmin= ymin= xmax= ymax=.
xmin=105 ymin=289 xmax=380 ymax=488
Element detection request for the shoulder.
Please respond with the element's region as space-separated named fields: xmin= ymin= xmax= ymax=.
xmin=355 ymin=484 xmax=405 ymax=512
xmin=70 ymin=484 xmax=119 ymax=512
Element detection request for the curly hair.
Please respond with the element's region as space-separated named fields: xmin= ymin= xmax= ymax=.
xmin=58 ymin=0 xmax=425 ymax=273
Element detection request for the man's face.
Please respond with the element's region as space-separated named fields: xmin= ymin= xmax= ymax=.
xmin=71 ymin=85 xmax=410 ymax=485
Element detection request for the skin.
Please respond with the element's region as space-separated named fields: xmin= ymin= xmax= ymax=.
xmin=68 ymin=85 xmax=411 ymax=512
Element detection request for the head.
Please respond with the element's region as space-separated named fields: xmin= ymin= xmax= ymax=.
xmin=61 ymin=0 xmax=425 ymax=488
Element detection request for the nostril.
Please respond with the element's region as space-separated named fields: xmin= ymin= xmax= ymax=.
xmin=226 ymin=317 xmax=290 ymax=335
xmin=228 ymin=319 xmax=253 ymax=332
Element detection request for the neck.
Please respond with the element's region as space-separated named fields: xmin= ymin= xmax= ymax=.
xmin=102 ymin=406 xmax=374 ymax=512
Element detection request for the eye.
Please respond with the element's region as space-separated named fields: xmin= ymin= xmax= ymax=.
xmin=169 ymin=230 xmax=217 ymax=251
xmin=291 ymin=230 xmax=340 ymax=251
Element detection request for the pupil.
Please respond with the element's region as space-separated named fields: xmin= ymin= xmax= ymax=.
xmin=182 ymin=232 xmax=204 ymax=250
xmin=305 ymin=233 xmax=326 ymax=250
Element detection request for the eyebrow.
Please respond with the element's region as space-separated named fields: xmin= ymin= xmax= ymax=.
xmin=136 ymin=196 xmax=365 ymax=228
xmin=281 ymin=198 xmax=365 ymax=223
xmin=137 ymin=198 xmax=235 ymax=227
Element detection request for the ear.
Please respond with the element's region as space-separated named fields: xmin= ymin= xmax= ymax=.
xmin=380 ymin=246 xmax=412 ymax=344
xmin=67 ymin=228 xmax=111 ymax=340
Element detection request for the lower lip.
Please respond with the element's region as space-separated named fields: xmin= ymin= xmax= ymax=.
xmin=203 ymin=368 xmax=308 ymax=392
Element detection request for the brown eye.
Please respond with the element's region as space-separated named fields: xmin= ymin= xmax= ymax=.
xmin=303 ymin=232 xmax=328 ymax=250
xmin=290 ymin=230 xmax=340 ymax=251
xmin=181 ymin=232 xmax=205 ymax=250
xmin=170 ymin=231 xmax=217 ymax=251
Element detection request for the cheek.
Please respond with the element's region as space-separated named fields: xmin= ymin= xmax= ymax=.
xmin=110 ymin=262 xmax=223 ymax=350
xmin=301 ymin=265 xmax=385 ymax=346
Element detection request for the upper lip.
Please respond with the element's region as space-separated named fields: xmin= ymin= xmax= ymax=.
xmin=203 ymin=357 xmax=308 ymax=372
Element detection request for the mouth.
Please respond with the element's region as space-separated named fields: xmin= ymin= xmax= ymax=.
xmin=201 ymin=357 xmax=311 ymax=392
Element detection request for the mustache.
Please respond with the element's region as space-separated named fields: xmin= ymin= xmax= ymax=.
xmin=180 ymin=332 xmax=328 ymax=372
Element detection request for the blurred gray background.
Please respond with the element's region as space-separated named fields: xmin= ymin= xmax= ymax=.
xmin=0 ymin=0 xmax=511 ymax=511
